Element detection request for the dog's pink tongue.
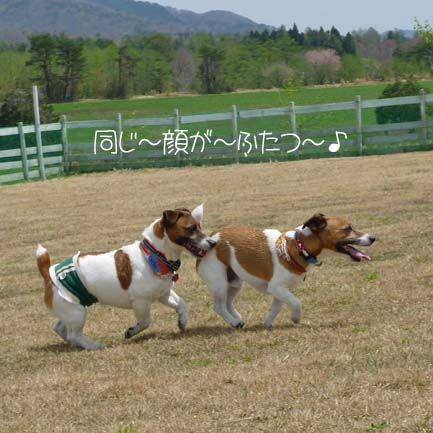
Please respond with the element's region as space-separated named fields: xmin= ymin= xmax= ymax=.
xmin=348 ymin=246 xmax=371 ymax=261
xmin=356 ymin=250 xmax=371 ymax=261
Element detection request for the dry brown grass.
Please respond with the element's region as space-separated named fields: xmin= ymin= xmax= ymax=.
xmin=1 ymin=152 xmax=433 ymax=433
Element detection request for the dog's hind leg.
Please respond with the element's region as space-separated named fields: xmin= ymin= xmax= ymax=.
xmin=264 ymin=298 xmax=284 ymax=329
xmin=65 ymin=307 xmax=105 ymax=350
xmin=226 ymin=276 xmax=244 ymax=325
xmin=53 ymin=321 xmax=67 ymax=341
xmin=53 ymin=292 xmax=105 ymax=350
xmin=213 ymin=292 xmax=244 ymax=328
xmin=158 ymin=288 xmax=187 ymax=332
xmin=125 ymin=299 xmax=152 ymax=339
xmin=198 ymin=255 xmax=243 ymax=328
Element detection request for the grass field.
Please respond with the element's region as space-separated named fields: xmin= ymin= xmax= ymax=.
xmin=53 ymin=81 xmax=433 ymax=121
xmin=52 ymin=81 xmax=433 ymax=151
xmin=1 ymin=151 xmax=433 ymax=433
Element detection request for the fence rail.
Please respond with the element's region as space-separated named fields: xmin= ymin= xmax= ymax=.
xmin=1 ymin=90 xmax=433 ymax=184
xmin=0 ymin=122 xmax=63 ymax=184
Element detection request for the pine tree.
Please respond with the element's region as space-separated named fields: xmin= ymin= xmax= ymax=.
xmin=26 ymin=34 xmax=58 ymax=101
xmin=342 ymin=33 xmax=356 ymax=55
xmin=56 ymin=35 xmax=85 ymax=101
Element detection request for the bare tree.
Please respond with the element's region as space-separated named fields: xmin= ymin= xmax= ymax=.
xmin=354 ymin=28 xmax=397 ymax=62
xmin=173 ymin=47 xmax=196 ymax=92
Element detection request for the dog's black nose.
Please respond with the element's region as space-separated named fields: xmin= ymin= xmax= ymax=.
xmin=369 ymin=235 xmax=376 ymax=244
xmin=207 ymin=239 xmax=217 ymax=248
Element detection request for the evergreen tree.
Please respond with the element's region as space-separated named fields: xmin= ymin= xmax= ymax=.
xmin=198 ymin=43 xmax=224 ymax=93
xmin=26 ymin=34 xmax=58 ymax=101
xmin=117 ymin=45 xmax=137 ymax=98
xmin=56 ymin=35 xmax=85 ymax=101
xmin=342 ymin=32 xmax=357 ymax=55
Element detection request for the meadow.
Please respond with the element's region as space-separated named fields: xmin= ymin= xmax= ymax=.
xmin=52 ymin=81 xmax=433 ymax=155
xmin=1 ymin=150 xmax=432 ymax=432
xmin=53 ymin=81 xmax=433 ymax=121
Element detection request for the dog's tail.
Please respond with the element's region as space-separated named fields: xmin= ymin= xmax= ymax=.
xmin=36 ymin=244 xmax=53 ymax=309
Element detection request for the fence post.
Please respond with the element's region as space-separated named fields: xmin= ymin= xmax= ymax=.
xmin=232 ymin=105 xmax=239 ymax=163
xmin=18 ymin=122 xmax=29 ymax=180
xmin=117 ymin=113 xmax=123 ymax=169
xmin=355 ymin=95 xmax=363 ymax=156
xmin=32 ymin=85 xmax=46 ymax=180
xmin=289 ymin=102 xmax=299 ymax=158
xmin=174 ymin=109 xmax=180 ymax=167
xmin=61 ymin=115 xmax=70 ymax=174
xmin=420 ymin=89 xmax=428 ymax=146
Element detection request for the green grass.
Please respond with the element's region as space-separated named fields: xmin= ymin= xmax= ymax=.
xmin=54 ymin=81 xmax=433 ymax=121
xmin=52 ymin=81 xmax=433 ymax=148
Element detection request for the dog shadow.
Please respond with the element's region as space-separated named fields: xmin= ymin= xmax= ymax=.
xmin=29 ymin=342 xmax=85 ymax=353
xmin=30 ymin=323 xmax=293 ymax=352
xmin=129 ymin=322 xmax=295 ymax=343
xmin=30 ymin=321 xmax=344 ymax=352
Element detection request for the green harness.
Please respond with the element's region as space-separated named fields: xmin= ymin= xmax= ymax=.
xmin=54 ymin=255 xmax=98 ymax=307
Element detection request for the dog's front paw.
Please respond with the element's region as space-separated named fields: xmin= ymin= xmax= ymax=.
xmin=177 ymin=318 xmax=186 ymax=333
xmin=234 ymin=320 xmax=245 ymax=329
xmin=91 ymin=342 xmax=106 ymax=350
xmin=124 ymin=327 xmax=136 ymax=339
xmin=177 ymin=308 xmax=187 ymax=333
xmin=291 ymin=302 xmax=302 ymax=324
xmin=291 ymin=312 xmax=302 ymax=324
xmin=264 ymin=320 xmax=273 ymax=330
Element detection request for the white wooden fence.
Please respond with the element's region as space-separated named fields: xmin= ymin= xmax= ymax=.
xmin=0 ymin=122 xmax=64 ymax=184
xmin=1 ymin=90 xmax=433 ymax=184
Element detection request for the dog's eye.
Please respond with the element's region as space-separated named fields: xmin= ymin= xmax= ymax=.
xmin=346 ymin=225 xmax=353 ymax=232
xmin=187 ymin=225 xmax=197 ymax=233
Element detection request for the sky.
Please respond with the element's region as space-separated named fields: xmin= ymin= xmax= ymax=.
xmin=156 ymin=0 xmax=433 ymax=33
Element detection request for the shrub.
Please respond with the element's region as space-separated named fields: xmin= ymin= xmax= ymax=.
xmin=341 ymin=55 xmax=365 ymax=82
xmin=375 ymin=80 xmax=430 ymax=124
xmin=262 ymin=63 xmax=295 ymax=88
xmin=304 ymin=49 xmax=341 ymax=84
xmin=0 ymin=88 xmax=56 ymax=127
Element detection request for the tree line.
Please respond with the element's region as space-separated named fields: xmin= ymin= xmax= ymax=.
xmin=0 ymin=24 xmax=432 ymax=104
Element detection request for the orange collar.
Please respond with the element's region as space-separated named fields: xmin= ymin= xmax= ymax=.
xmin=275 ymin=234 xmax=307 ymax=274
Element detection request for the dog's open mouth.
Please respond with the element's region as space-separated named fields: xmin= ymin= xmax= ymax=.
xmin=177 ymin=238 xmax=208 ymax=258
xmin=337 ymin=243 xmax=371 ymax=262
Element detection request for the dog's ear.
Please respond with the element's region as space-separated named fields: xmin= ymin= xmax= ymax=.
xmin=162 ymin=210 xmax=181 ymax=226
xmin=191 ymin=203 xmax=204 ymax=225
xmin=303 ymin=213 xmax=327 ymax=232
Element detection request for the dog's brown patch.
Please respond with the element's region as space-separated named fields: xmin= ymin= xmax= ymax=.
xmin=214 ymin=237 xmax=239 ymax=282
xmin=213 ymin=237 xmax=240 ymax=282
xmin=114 ymin=249 xmax=132 ymax=291
xmin=217 ymin=227 xmax=273 ymax=281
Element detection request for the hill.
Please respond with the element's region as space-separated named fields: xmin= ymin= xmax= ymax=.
xmin=0 ymin=0 xmax=270 ymax=42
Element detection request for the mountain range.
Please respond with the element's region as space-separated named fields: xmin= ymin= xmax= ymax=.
xmin=0 ymin=0 xmax=270 ymax=42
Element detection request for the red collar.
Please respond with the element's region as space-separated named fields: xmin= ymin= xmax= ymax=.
xmin=287 ymin=250 xmax=307 ymax=274
xmin=139 ymin=237 xmax=180 ymax=282
xmin=294 ymin=230 xmax=319 ymax=265
xmin=275 ymin=234 xmax=307 ymax=274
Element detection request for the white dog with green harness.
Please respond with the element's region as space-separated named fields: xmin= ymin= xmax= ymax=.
xmin=36 ymin=205 xmax=215 ymax=350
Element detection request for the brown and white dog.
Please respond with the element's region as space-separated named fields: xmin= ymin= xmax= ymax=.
xmin=197 ymin=213 xmax=376 ymax=328
xmin=36 ymin=205 xmax=215 ymax=350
